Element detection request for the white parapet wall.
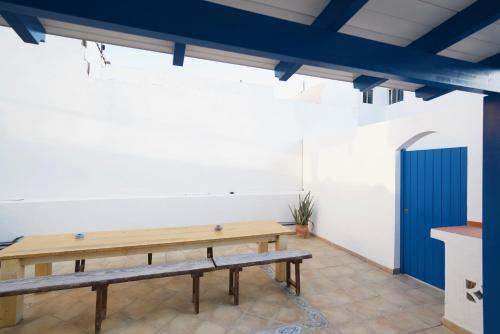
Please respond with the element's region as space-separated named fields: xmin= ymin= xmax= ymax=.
xmin=431 ymin=227 xmax=483 ymax=334
xmin=0 ymin=193 xmax=299 ymax=240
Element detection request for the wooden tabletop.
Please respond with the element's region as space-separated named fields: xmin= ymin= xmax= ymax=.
xmin=0 ymin=221 xmax=293 ymax=261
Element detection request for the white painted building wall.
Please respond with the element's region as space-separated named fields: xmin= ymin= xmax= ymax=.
xmin=432 ymin=229 xmax=483 ymax=333
xmin=0 ymin=29 xmax=328 ymax=240
xmin=304 ymin=91 xmax=483 ymax=269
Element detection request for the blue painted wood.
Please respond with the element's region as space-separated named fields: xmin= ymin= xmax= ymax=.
xmin=424 ymin=151 xmax=433 ymax=284
xmin=173 ymin=42 xmax=186 ymax=66
xmin=401 ymin=147 xmax=467 ymax=289
xmin=275 ymin=0 xmax=368 ymax=81
xmin=416 ymin=53 xmax=500 ymax=101
xmin=432 ymin=150 xmax=443 ymax=288
xmin=1 ymin=0 xmax=500 ymax=94
xmin=483 ymin=94 xmax=500 ymax=334
xmin=354 ymin=0 xmax=500 ymax=92
xmin=0 ymin=10 xmax=45 ymax=44
xmin=353 ymin=76 xmax=386 ymax=92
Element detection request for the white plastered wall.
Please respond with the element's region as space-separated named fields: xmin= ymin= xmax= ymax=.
xmin=304 ymin=91 xmax=483 ymax=269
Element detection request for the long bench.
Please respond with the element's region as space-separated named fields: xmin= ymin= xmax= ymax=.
xmin=0 ymin=249 xmax=311 ymax=332
xmin=213 ymin=250 xmax=312 ymax=305
xmin=0 ymin=259 xmax=215 ymax=332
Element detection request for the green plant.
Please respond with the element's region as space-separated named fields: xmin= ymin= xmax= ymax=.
xmin=290 ymin=192 xmax=314 ymax=226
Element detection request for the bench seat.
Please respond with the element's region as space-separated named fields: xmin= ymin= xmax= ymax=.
xmin=213 ymin=250 xmax=311 ymax=269
xmin=0 ymin=259 xmax=214 ymax=296
xmin=0 ymin=259 xmax=215 ymax=332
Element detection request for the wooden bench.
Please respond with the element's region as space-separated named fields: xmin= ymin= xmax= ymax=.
xmin=213 ymin=250 xmax=312 ymax=305
xmin=0 ymin=259 xmax=215 ymax=332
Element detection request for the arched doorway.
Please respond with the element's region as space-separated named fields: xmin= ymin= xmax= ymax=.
xmin=397 ymin=132 xmax=467 ymax=289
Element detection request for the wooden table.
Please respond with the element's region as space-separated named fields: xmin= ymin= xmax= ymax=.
xmin=0 ymin=221 xmax=293 ymax=327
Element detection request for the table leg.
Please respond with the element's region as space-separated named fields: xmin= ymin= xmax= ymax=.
xmin=0 ymin=259 xmax=25 ymax=327
xmin=258 ymin=241 xmax=268 ymax=253
xmin=274 ymin=235 xmax=287 ymax=282
xmin=35 ymin=263 xmax=52 ymax=277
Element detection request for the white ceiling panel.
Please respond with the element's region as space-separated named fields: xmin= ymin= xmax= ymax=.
xmin=248 ymin=0 xmax=329 ymax=17
xmin=363 ymin=0 xmax=455 ymax=28
xmin=469 ymin=20 xmax=500 ymax=45
xmin=187 ymin=45 xmax=277 ymax=70
xmin=297 ymin=65 xmax=355 ymax=83
xmin=380 ymin=80 xmax=422 ymax=92
xmin=448 ymin=37 xmax=500 ymax=60
xmin=438 ymin=49 xmax=482 ymax=62
xmin=343 ymin=8 xmax=432 ymax=44
xmin=339 ymin=24 xmax=411 ymax=47
xmin=40 ymin=19 xmax=174 ymax=54
xmin=417 ymin=0 xmax=475 ymax=12
xmin=207 ymin=0 xmax=328 ymax=24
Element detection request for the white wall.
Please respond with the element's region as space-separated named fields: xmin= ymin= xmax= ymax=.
xmin=1 ymin=194 xmax=298 ymax=239
xmin=304 ymin=92 xmax=483 ymax=269
xmin=0 ymin=28 xmax=332 ymax=239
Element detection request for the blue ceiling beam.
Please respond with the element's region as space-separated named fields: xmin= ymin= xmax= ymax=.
xmin=353 ymin=0 xmax=500 ymax=92
xmin=416 ymin=53 xmax=500 ymax=101
xmin=274 ymin=0 xmax=368 ymax=81
xmin=0 ymin=10 xmax=45 ymax=44
xmin=173 ymin=42 xmax=186 ymax=66
xmin=353 ymin=76 xmax=386 ymax=91
xmin=0 ymin=1 xmax=500 ymax=95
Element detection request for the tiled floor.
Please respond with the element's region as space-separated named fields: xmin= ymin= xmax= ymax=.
xmin=0 ymin=236 xmax=455 ymax=334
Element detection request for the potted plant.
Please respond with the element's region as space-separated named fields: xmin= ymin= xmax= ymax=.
xmin=290 ymin=192 xmax=314 ymax=238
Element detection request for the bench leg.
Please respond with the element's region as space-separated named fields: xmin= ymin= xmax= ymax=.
xmin=191 ymin=273 xmax=202 ymax=314
xmin=294 ymin=261 xmax=301 ymax=296
xmin=286 ymin=261 xmax=291 ymax=288
xmin=102 ymin=286 xmax=108 ymax=319
xmin=93 ymin=285 xmax=108 ymax=333
xmin=229 ymin=269 xmax=234 ymax=295
xmin=207 ymin=247 xmax=213 ymax=259
xmin=0 ymin=260 xmax=25 ymax=328
xmin=35 ymin=263 xmax=52 ymax=277
xmin=148 ymin=253 xmax=152 ymax=265
xmin=192 ymin=274 xmax=195 ymax=303
xmin=233 ymin=269 xmax=241 ymax=306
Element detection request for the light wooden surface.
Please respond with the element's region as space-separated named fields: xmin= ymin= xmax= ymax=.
xmin=34 ymin=263 xmax=52 ymax=277
xmin=275 ymin=235 xmax=288 ymax=281
xmin=213 ymin=250 xmax=312 ymax=268
xmin=0 ymin=260 xmax=24 ymax=327
xmin=0 ymin=259 xmax=215 ymax=297
xmin=258 ymin=242 xmax=269 ymax=253
xmin=0 ymin=221 xmax=292 ymax=327
xmin=0 ymin=221 xmax=293 ymax=262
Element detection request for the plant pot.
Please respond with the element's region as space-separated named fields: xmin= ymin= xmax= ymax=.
xmin=295 ymin=224 xmax=309 ymax=238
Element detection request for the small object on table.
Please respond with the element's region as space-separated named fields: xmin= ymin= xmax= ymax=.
xmin=214 ymin=225 xmax=223 ymax=231
xmin=74 ymin=233 xmax=85 ymax=240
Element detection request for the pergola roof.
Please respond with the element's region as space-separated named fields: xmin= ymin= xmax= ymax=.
xmin=0 ymin=0 xmax=499 ymax=97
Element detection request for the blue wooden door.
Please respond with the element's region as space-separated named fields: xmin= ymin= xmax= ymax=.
xmin=401 ymin=147 xmax=467 ymax=289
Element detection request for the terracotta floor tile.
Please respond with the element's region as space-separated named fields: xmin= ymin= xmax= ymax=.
xmin=0 ymin=236 xmax=449 ymax=334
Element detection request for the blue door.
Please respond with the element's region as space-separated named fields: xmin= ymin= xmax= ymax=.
xmin=401 ymin=147 xmax=467 ymax=289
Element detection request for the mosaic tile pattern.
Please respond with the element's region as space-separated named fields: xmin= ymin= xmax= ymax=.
xmin=254 ymin=264 xmax=328 ymax=334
